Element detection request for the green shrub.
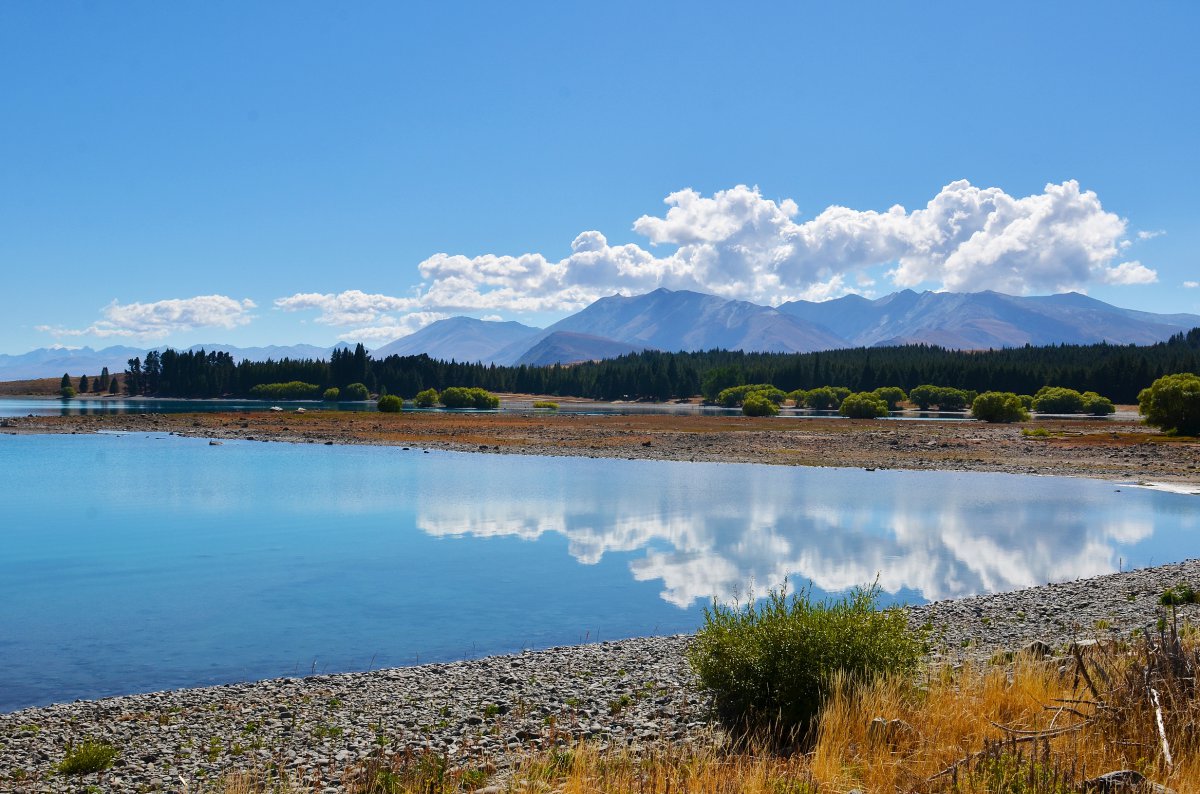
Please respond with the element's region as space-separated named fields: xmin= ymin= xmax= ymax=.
xmin=322 ymin=387 xmax=340 ymax=402
xmin=971 ymin=391 xmax=1030 ymax=423
xmin=935 ymin=387 xmax=971 ymax=411
xmin=1032 ymin=386 xmax=1085 ymax=414
xmin=57 ymin=740 xmax=119 ymax=775
xmin=742 ymin=394 xmax=779 ymax=416
xmin=376 ymin=394 xmax=403 ymax=413
xmin=687 ymin=582 xmax=922 ymax=742
xmin=248 ymin=381 xmax=321 ymax=400
xmin=59 ymin=386 xmax=77 ymax=399
xmin=1139 ymin=373 xmax=1200 ymax=436
xmin=414 ymin=388 xmax=439 ymax=408
xmin=803 ymin=386 xmax=840 ymax=410
xmin=785 ymin=389 xmax=807 ymax=407
xmin=1080 ymin=391 xmax=1116 ymax=416
xmin=839 ymin=392 xmax=888 ymax=419
xmin=1018 ymin=394 xmax=1035 ymax=410
xmin=716 ymin=383 xmax=779 ymax=407
xmin=908 ymin=384 xmax=939 ymax=409
xmin=871 ymin=386 xmax=907 ymax=410
xmin=532 ymin=400 xmax=559 ymax=410
xmin=341 ymin=382 xmax=370 ymax=401
xmin=439 ymin=386 xmax=499 ymax=409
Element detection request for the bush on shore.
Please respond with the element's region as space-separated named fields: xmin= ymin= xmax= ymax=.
xmin=414 ymin=388 xmax=439 ymax=408
xmin=341 ymin=383 xmax=370 ymax=401
xmin=741 ymin=394 xmax=779 ymax=416
xmin=532 ymin=400 xmax=559 ymax=410
xmin=322 ymin=387 xmax=340 ymax=401
xmin=839 ymin=391 xmax=889 ymax=419
xmin=1139 ymin=372 xmax=1200 ymax=436
xmin=803 ymin=386 xmax=842 ymax=410
xmin=376 ymin=394 xmax=403 ymax=413
xmin=687 ymin=582 xmax=921 ymax=743
xmin=908 ymin=384 xmax=973 ymax=411
xmin=439 ymin=386 xmax=499 ymax=409
xmin=248 ymin=381 xmax=321 ymax=400
xmin=871 ymin=386 xmax=907 ymax=410
xmin=971 ymin=391 xmax=1030 ymax=423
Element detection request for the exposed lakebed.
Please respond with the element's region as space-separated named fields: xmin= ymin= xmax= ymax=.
xmin=1 ymin=432 xmax=1197 ymax=713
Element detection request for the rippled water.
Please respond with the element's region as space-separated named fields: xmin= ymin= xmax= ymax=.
xmin=1 ymin=432 xmax=1194 ymax=712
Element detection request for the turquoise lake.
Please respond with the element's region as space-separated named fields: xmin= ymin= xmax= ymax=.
xmin=1 ymin=432 xmax=1196 ymax=712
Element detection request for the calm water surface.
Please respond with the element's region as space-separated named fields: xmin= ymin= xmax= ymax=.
xmin=1 ymin=432 xmax=1195 ymax=712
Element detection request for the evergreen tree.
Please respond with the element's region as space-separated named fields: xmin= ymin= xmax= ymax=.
xmin=78 ymin=374 xmax=89 ymax=393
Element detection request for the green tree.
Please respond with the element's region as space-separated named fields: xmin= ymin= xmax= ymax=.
xmin=1080 ymin=391 xmax=1115 ymax=415
xmin=377 ymin=394 xmax=403 ymax=413
xmin=935 ymin=387 xmax=970 ymax=411
xmin=78 ymin=374 xmax=89 ymax=393
xmin=60 ymin=373 xmax=71 ymax=390
xmin=908 ymin=384 xmax=940 ymax=409
xmin=60 ymin=385 xmax=77 ymax=399
xmin=742 ymin=394 xmax=779 ymax=416
xmin=786 ymin=389 xmax=807 ymax=407
xmin=804 ymin=386 xmax=840 ymax=410
xmin=414 ymin=388 xmax=439 ymax=407
xmin=971 ymin=391 xmax=1029 ymax=423
xmin=342 ymin=382 xmax=370 ymax=401
xmin=108 ymin=375 xmax=120 ymax=394
xmin=839 ymin=391 xmax=888 ymax=418
xmin=871 ymin=386 xmax=907 ymax=410
xmin=1138 ymin=373 xmax=1200 ymax=435
xmin=1032 ymin=386 xmax=1085 ymax=414
xmin=322 ymin=387 xmax=340 ymax=401
xmin=97 ymin=367 xmax=110 ymax=393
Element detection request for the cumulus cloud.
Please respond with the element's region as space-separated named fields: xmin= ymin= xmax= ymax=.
xmin=273 ymin=181 xmax=1154 ymax=339
xmin=273 ymin=289 xmax=420 ymax=325
xmin=37 ymin=295 xmax=256 ymax=339
xmin=344 ymin=312 xmax=450 ymax=344
xmin=422 ymin=180 xmax=1151 ymax=310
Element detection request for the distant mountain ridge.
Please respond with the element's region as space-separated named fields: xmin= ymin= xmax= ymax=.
xmin=777 ymin=290 xmax=1200 ymax=349
xmin=5 ymin=289 xmax=1198 ymax=379
xmin=372 ymin=316 xmax=541 ymax=363
xmin=0 ymin=343 xmax=348 ymax=382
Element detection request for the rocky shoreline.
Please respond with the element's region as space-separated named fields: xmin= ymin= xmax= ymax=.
xmin=3 ymin=559 xmax=1198 ymax=793
xmin=4 ymin=409 xmax=1200 ymax=488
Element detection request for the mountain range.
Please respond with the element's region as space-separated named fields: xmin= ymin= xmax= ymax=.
xmin=4 ymin=289 xmax=1198 ymax=380
xmin=0 ymin=343 xmax=345 ymax=383
xmin=382 ymin=288 xmax=1200 ymax=367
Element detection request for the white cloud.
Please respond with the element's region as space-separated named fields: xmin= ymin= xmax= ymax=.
xmin=273 ymin=181 xmax=1154 ymax=332
xmin=1101 ymin=260 xmax=1157 ymax=285
xmin=273 ymin=290 xmax=420 ymax=325
xmin=416 ymin=181 xmax=1152 ymax=311
xmin=37 ymin=295 xmax=256 ymax=340
xmin=1185 ymin=281 xmax=1199 ymax=289
xmin=1137 ymin=229 xmax=1166 ymax=240
xmin=345 ymin=312 xmax=450 ymax=344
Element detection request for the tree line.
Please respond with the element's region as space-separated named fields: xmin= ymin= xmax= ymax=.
xmin=108 ymin=328 xmax=1200 ymax=403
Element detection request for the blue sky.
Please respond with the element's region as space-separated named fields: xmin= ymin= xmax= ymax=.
xmin=1 ymin=2 xmax=1197 ymax=354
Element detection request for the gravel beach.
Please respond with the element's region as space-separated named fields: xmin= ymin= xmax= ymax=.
xmin=4 ymin=408 xmax=1200 ymax=488
xmin=3 ymin=559 xmax=1198 ymax=793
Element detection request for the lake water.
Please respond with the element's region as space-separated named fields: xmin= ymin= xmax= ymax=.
xmin=1 ymin=433 xmax=1195 ymax=712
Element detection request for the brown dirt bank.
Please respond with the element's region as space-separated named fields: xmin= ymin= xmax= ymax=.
xmin=4 ymin=409 xmax=1198 ymax=486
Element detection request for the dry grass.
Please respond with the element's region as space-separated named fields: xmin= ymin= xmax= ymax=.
xmin=213 ymin=631 xmax=1198 ymax=794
